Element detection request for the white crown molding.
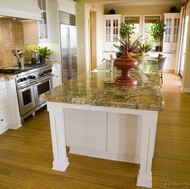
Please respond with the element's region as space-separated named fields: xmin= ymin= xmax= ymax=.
xmin=104 ymin=0 xmax=186 ymax=7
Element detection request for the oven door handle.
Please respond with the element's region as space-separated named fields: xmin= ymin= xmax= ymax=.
xmin=35 ymin=74 xmax=54 ymax=83
xmin=17 ymin=82 xmax=36 ymax=90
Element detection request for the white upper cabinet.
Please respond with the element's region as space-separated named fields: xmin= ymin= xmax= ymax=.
xmin=103 ymin=14 xmax=122 ymax=51
xmin=58 ymin=0 xmax=76 ymax=15
xmin=38 ymin=0 xmax=48 ymax=43
xmin=163 ymin=13 xmax=180 ymax=53
xmin=0 ymin=0 xmax=41 ymax=20
xmin=23 ymin=0 xmax=49 ymax=44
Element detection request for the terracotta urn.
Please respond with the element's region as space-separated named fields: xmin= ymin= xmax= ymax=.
xmin=114 ymin=50 xmax=138 ymax=86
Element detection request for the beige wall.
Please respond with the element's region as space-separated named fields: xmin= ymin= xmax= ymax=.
xmin=76 ymin=1 xmax=104 ymax=74
xmin=104 ymin=5 xmax=181 ymax=16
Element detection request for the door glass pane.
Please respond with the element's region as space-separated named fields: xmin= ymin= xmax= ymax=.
xmin=113 ymin=19 xmax=119 ymax=42
xmin=124 ymin=16 xmax=140 ymax=42
xmin=165 ymin=18 xmax=172 ymax=42
xmin=22 ymin=89 xmax=32 ymax=106
xmin=173 ymin=18 xmax=180 ymax=42
xmin=144 ymin=16 xmax=161 ymax=48
xmin=37 ymin=81 xmax=50 ymax=96
xmin=105 ymin=20 xmax=111 ymax=42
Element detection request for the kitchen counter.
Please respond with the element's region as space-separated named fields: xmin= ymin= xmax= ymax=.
xmin=0 ymin=73 xmax=17 ymax=81
xmin=41 ymin=59 xmax=164 ymax=188
xmin=41 ymin=60 xmax=164 ymax=111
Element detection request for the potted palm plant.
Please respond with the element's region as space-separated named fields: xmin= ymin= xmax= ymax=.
xmin=150 ymin=20 xmax=166 ymax=52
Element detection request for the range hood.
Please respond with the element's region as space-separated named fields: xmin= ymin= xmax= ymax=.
xmin=0 ymin=0 xmax=42 ymax=20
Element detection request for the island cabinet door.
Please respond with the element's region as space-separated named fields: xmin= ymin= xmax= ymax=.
xmin=107 ymin=112 xmax=142 ymax=164
xmin=64 ymin=109 xmax=107 ymax=155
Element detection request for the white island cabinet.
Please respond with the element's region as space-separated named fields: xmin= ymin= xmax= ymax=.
xmin=0 ymin=77 xmax=22 ymax=134
xmin=40 ymin=60 xmax=164 ymax=188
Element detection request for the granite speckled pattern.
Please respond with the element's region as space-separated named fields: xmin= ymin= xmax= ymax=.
xmin=0 ymin=73 xmax=17 ymax=81
xmin=40 ymin=60 xmax=165 ymax=111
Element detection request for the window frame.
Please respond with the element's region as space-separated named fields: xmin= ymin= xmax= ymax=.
xmin=122 ymin=15 xmax=142 ymax=38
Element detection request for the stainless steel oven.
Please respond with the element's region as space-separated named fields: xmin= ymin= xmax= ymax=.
xmin=17 ymin=83 xmax=36 ymax=117
xmin=34 ymin=75 xmax=53 ymax=110
xmin=15 ymin=64 xmax=53 ymax=122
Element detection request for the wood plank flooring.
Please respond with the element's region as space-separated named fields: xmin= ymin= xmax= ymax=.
xmin=0 ymin=73 xmax=190 ymax=189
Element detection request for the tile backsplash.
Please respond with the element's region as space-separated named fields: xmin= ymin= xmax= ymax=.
xmin=0 ymin=18 xmax=25 ymax=68
xmin=0 ymin=18 xmax=37 ymax=68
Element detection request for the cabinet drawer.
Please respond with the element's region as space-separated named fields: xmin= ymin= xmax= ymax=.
xmin=0 ymin=88 xmax=9 ymax=110
xmin=163 ymin=43 xmax=177 ymax=53
xmin=0 ymin=108 xmax=11 ymax=134
xmin=52 ymin=64 xmax=62 ymax=87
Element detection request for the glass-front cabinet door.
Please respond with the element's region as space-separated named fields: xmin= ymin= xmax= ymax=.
xmin=38 ymin=0 xmax=48 ymax=42
xmin=104 ymin=14 xmax=121 ymax=51
xmin=163 ymin=13 xmax=180 ymax=53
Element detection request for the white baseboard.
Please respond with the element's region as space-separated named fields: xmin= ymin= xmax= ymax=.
xmin=180 ymin=86 xmax=190 ymax=92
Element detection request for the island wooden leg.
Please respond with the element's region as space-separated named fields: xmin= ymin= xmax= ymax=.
xmin=47 ymin=102 xmax=69 ymax=171
xmin=136 ymin=112 xmax=158 ymax=188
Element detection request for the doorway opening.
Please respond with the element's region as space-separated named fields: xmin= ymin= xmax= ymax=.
xmin=90 ymin=11 xmax=97 ymax=70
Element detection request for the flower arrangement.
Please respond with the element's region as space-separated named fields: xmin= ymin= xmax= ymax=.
xmin=114 ymin=22 xmax=150 ymax=58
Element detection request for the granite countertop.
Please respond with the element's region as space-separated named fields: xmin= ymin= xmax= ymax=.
xmin=0 ymin=73 xmax=17 ymax=81
xmin=40 ymin=60 xmax=165 ymax=111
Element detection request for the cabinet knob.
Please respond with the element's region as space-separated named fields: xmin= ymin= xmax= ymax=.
xmin=1 ymin=119 xmax=3 ymax=121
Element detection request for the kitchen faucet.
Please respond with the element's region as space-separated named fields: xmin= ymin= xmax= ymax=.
xmin=102 ymin=58 xmax=114 ymax=71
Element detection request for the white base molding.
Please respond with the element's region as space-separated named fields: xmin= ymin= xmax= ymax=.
xmin=180 ymin=86 xmax=190 ymax=92
xmin=70 ymin=147 xmax=141 ymax=164
xmin=137 ymin=172 xmax=152 ymax=188
xmin=52 ymin=158 xmax=69 ymax=172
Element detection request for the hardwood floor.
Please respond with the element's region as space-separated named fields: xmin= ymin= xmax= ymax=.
xmin=0 ymin=73 xmax=190 ymax=189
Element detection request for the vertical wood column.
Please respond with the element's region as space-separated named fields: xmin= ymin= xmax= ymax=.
xmin=136 ymin=112 xmax=158 ymax=188
xmin=47 ymin=102 xmax=69 ymax=171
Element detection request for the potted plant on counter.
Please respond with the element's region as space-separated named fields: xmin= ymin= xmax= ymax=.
xmin=113 ymin=22 xmax=140 ymax=57
xmin=36 ymin=46 xmax=53 ymax=63
xmin=150 ymin=20 xmax=166 ymax=52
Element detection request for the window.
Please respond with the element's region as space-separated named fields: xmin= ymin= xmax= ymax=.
xmin=123 ymin=15 xmax=141 ymax=42
xmin=123 ymin=15 xmax=162 ymax=47
xmin=143 ymin=15 xmax=161 ymax=46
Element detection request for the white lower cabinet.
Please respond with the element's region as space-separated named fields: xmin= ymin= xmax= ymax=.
xmin=0 ymin=108 xmax=11 ymax=134
xmin=0 ymin=83 xmax=11 ymax=134
xmin=107 ymin=113 xmax=141 ymax=163
xmin=65 ymin=109 xmax=107 ymax=157
xmin=64 ymin=109 xmax=141 ymax=163
xmin=52 ymin=63 xmax=62 ymax=88
xmin=0 ymin=79 xmax=21 ymax=135
xmin=163 ymin=53 xmax=176 ymax=72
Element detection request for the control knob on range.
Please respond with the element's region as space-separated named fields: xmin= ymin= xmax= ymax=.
xmin=18 ymin=77 xmax=27 ymax=82
xmin=28 ymin=75 xmax=36 ymax=79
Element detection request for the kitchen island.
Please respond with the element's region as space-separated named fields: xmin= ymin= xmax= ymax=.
xmin=40 ymin=60 xmax=164 ymax=188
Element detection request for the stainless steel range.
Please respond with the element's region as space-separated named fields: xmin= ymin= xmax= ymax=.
xmin=0 ymin=64 xmax=53 ymax=122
